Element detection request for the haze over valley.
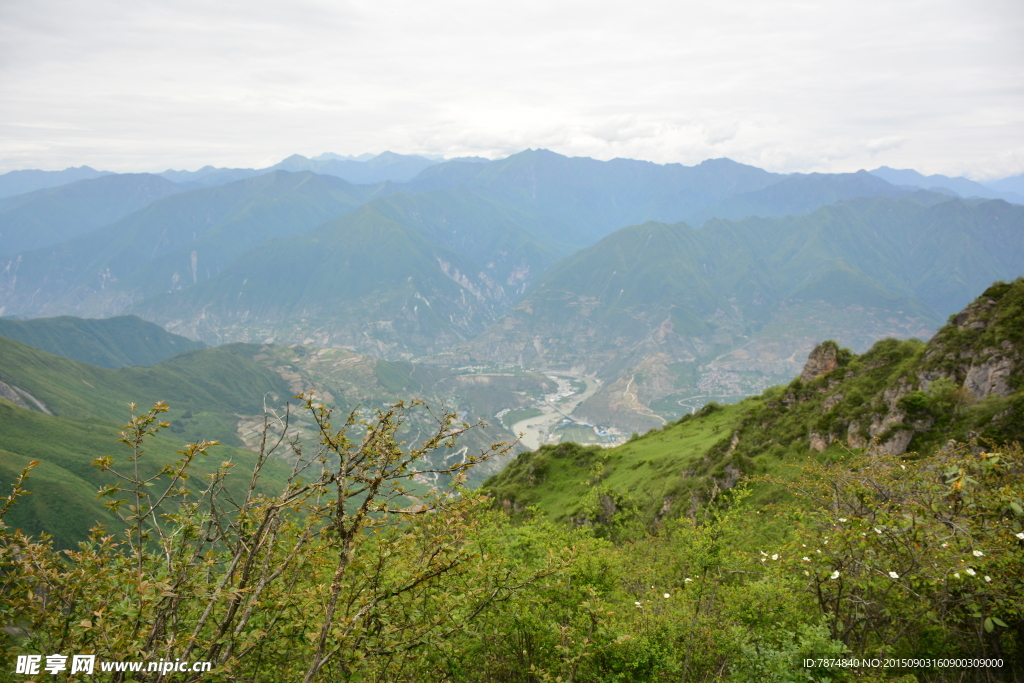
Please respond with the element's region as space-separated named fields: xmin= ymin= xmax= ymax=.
xmin=2 ymin=149 xmax=1022 ymax=448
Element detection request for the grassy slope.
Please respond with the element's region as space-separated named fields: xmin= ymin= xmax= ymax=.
xmin=0 ymin=336 xmax=296 ymax=547
xmin=0 ymin=335 xmax=289 ymax=431
xmin=0 ymin=399 xmax=293 ymax=550
xmin=0 ymin=315 xmax=205 ymax=368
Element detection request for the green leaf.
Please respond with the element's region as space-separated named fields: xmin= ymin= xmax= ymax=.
xmin=992 ymin=617 xmax=1009 ymax=628
xmin=1011 ymin=502 xmax=1023 ymax=516
xmin=984 ymin=617 xmax=994 ymax=633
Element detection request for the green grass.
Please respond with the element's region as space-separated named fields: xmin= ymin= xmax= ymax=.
xmin=0 ymin=398 xmax=292 ymax=549
xmin=0 ymin=336 xmax=297 ymax=547
xmin=485 ymin=402 xmax=744 ymax=523
xmin=0 ymin=315 xmax=205 ymax=368
xmin=556 ymin=425 xmax=600 ymax=443
xmin=501 ymin=407 xmax=543 ymax=430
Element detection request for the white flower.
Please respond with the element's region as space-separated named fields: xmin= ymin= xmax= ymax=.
xmin=973 ymin=550 xmax=984 ymax=557
xmin=663 ymin=593 xmax=670 ymax=599
xmin=838 ymin=518 xmax=847 ymax=523
xmin=830 ymin=570 xmax=840 ymax=580
xmin=888 ymin=571 xmax=899 ymax=579
xmin=941 ymin=543 xmax=948 ymax=548
xmin=635 ymin=601 xmax=641 ymax=607
xmin=861 ymin=533 xmax=866 ymax=537
xmin=802 ymin=557 xmax=811 ymax=562
xmin=985 ymin=576 xmax=992 ymax=583
xmin=684 ymin=578 xmax=692 ymax=583
xmin=804 ymin=570 xmax=810 ymax=576
xmin=817 ymin=549 xmax=822 ymax=554
xmin=954 ymin=572 xmax=960 ymax=579
xmin=802 ymin=544 xmax=807 ymax=548
xmin=760 ymin=551 xmax=767 ymax=556
xmin=966 ymin=568 xmax=977 ymax=576
xmin=1015 ymin=532 xmax=1024 ymax=540
xmin=900 ymin=464 xmax=906 ymax=470
xmin=760 ymin=558 xmax=766 ymax=562
xmin=874 ymin=527 xmax=883 ymax=534
xmin=771 ymin=554 xmax=779 ymax=561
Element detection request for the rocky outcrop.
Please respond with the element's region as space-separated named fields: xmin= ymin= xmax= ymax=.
xmin=0 ymin=380 xmax=51 ymax=414
xmin=963 ymin=351 xmax=1015 ymax=399
xmin=800 ymin=341 xmax=842 ymax=383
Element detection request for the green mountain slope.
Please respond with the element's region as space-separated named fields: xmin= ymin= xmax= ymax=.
xmin=0 ymin=327 xmax=552 ymax=545
xmin=465 ymin=197 xmax=1023 ymax=430
xmin=132 ymin=189 xmax=565 ymax=356
xmin=0 ymin=335 xmax=289 ymax=429
xmin=0 ymin=173 xmax=186 ymax=255
xmin=359 ymin=187 xmax=569 ymax=290
xmin=0 ymin=171 xmax=378 ymax=318
xmin=483 ymin=279 xmax=1024 ymax=525
xmin=0 ymin=315 xmax=204 ymax=368
xmin=0 ymin=336 xmax=295 ymax=547
xmin=684 ymin=170 xmax=948 ymax=225
xmin=132 ymin=201 xmax=519 ymax=357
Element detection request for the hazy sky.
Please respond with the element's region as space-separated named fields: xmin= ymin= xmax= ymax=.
xmin=1 ymin=0 xmax=1022 ymax=178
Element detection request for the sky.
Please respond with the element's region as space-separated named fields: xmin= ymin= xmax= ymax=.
xmin=1 ymin=0 xmax=1022 ymax=179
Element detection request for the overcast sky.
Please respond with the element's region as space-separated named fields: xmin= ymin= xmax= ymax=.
xmin=1 ymin=0 xmax=1022 ymax=178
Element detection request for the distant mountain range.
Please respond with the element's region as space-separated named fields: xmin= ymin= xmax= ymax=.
xmin=1 ymin=148 xmax=1022 ymax=440
xmin=0 ymin=166 xmax=113 ymax=198
xmin=869 ymin=166 xmax=1024 ymax=203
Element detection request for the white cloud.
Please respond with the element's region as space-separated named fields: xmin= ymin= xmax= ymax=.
xmin=0 ymin=0 xmax=1022 ymax=178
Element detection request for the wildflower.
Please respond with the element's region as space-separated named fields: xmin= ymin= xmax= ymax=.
xmin=973 ymin=550 xmax=984 ymax=557
xmin=830 ymin=570 xmax=840 ymax=580
xmin=684 ymin=578 xmax=692 ymax=583
xmin=985 ymin=576 xmax=992 ymax=583
xmin=802 ymin=557 xmax=811 ymax=562
xmin=900 ymin=464 xmax=906 ymax=470
xmin=954 ymin=572 xmax=960 ymax=579
xmin=1016 ymin=532 xmax=1024 ymax=540
xmin=941 ymin=543 xmax=948 ymax=548
xmin=635 ymin=602 xmax=641 ymax=607
xmin=817 ymin=549 xmax=822 ymax=554
xmin=888 ymin=571 xmax=899 ymax=579
xmin=663 ymin=593 xmax=670 ymax=599
xmin=760 ymin=551 xmax=767 ymax=556
xmin=874 ymin=527 xmax=882 ymax=534
xmin=771 ymin=554 xmax=779 ymax=561
xmin=966 ymin=568 xmax=977 ymax=576
xmin=804 ymin=570 xmax=810 ymax=576
xmin=838 ymin=518 xmax=847 ymax=523
xmin=760 ymin=558 xmax=766 ymax=562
